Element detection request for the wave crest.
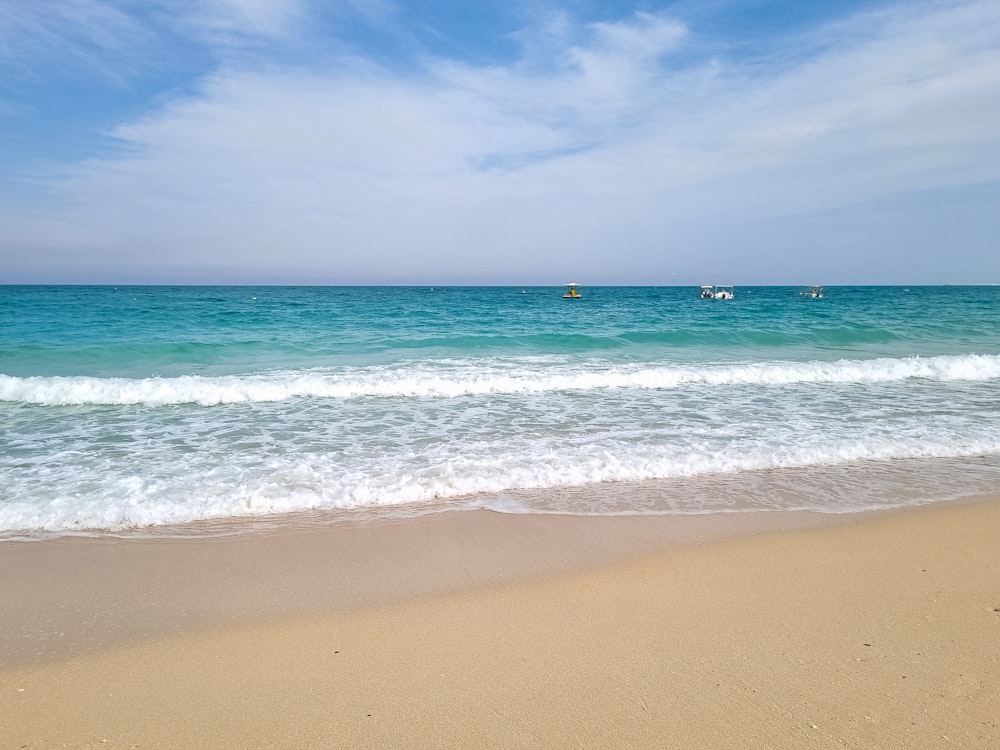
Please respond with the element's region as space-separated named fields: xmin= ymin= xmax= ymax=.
xmin=2 ymin=353 xmax=999 ymax=406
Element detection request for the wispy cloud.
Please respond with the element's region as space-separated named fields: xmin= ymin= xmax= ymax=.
xmin=156 ymin=0 xmax=310 ymax=49
xmin=0 ymin=0 xmax=322 ymax=85
xmin=0 ymin=0 xmax=156 ymax=84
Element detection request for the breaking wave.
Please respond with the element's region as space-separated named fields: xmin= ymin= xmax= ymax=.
xmin=2 ymin=353 xmax=999 ymax=407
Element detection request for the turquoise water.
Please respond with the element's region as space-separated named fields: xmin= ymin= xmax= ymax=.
xmin=2 ymin=285 xmax=1000 ymax=537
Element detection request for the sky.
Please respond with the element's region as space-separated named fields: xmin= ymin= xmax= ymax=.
xmin=1 ymin=0 xmax=998 ymax=285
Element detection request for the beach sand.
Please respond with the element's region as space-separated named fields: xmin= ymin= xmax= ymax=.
xmin=2 ymin=498 xmax=998 ymax=748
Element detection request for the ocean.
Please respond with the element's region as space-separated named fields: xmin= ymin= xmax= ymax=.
xmin=2 ymin=284 xmax=999 ymax=538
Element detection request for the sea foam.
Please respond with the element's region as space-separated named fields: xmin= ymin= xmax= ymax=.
xmin=2 ymin=353 xmax=998 ymax=406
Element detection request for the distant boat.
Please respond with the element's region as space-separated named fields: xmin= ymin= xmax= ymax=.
xmin=800 ymin=285 xmax=824 ymax=299
xmin=562 ymin=283 xmax=582 ymax=299
xmin=699 ymin=285 xmax=734 ymax=300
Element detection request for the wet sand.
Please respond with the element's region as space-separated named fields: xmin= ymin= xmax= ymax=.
xmin=2 ymin=498 xmax=999 ymax=748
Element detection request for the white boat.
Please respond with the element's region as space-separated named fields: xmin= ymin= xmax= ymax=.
xmin=699 ymin=285 xmax=734 ymax=300
xmin=800 ymin=285 xmax=824 ymax=299
xmin=562 ymin=283 xmax=582 ymax=299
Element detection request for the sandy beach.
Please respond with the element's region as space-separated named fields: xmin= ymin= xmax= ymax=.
xmin=2 ymin=498 xmax=999 ymax=749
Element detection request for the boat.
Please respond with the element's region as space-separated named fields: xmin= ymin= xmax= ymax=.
xmin=699 ymin=285 xmax=734 ymax=300
xmin=800 ymin=285 xmax=824 ymax=299
xmin=562 ymin=283 xmax=582 ymax=299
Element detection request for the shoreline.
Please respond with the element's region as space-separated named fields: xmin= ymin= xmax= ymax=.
xmin=3 ymin=496 xmax=999 ymax=748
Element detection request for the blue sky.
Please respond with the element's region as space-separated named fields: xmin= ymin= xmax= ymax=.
xmin=1 ymin=0 xmax=998 ymax=285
